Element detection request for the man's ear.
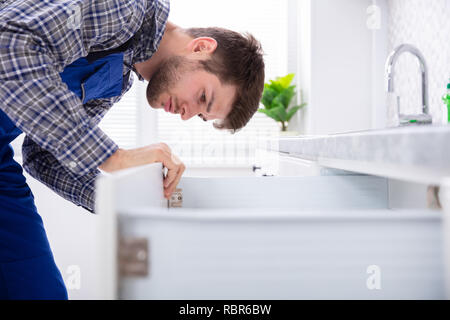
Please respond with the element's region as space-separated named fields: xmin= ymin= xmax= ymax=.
xmin=188 ymin=37 xmax=217 ymax=54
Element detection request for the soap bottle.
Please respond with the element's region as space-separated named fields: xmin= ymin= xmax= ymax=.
xmin=443 ymin=79 xmax=450 ymax=123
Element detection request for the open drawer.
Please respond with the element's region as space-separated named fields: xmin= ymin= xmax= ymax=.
xmin=95 ymin=163 xmax=445 ymax=299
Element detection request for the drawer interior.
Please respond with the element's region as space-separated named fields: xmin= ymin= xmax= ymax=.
xmin=177 ymin=175 xmax=388 ymax=210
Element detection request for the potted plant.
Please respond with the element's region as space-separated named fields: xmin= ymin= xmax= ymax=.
xmin=259 ymin=73 xmax=307 ymax=132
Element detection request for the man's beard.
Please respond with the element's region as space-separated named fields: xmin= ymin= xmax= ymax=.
xmin=147 ymin=55 xmax=200 ymax=108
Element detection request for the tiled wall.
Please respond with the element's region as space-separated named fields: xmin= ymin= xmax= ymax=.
xmin=387 ymin=0 xmax=450 ymax=123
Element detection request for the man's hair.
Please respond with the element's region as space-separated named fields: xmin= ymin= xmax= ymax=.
xmin=184 ymin=27 xmax=265 ymax=133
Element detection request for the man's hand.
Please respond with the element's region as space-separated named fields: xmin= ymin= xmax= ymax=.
xmin=99 ymin=143 xmax=185 ymax=199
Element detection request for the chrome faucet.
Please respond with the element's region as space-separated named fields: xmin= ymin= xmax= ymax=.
xmin=385 ymin=44 xmax=432 ymax=125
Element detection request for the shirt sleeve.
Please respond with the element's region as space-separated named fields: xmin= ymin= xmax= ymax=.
xmin=0 ymin=0 xmax=141 ymax=177
xmin=22 ymin=135 xmax=98 ymax=213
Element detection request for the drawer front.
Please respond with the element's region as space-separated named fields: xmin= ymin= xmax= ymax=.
xmin=118 ymin=208 xmax=444 ymax=299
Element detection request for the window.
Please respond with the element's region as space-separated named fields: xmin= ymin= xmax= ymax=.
xmin=99 ymin=74 xmax=139 ymax=149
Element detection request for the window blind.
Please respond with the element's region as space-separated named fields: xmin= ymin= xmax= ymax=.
xmin=99 ymin=74 xmax=139 ymax=149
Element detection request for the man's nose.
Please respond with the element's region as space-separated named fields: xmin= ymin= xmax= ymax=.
xmin=180 ymin=102 xmax=199 ymax=121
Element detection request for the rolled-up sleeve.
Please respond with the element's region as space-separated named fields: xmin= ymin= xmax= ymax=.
xmin=22 ymin=135 xmax=98 ymax=212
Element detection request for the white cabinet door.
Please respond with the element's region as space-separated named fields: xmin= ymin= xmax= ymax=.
xmin=95 ymin=163 xmax=445 ymax=299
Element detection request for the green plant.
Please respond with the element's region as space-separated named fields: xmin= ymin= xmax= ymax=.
xmin=259 ymin=73 xmax=307 ymax=131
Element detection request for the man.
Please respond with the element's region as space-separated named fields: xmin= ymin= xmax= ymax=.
xmin=0 ymin=0 xmax=264 ymax=299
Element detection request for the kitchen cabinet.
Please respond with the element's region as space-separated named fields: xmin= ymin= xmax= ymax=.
xmin=95 ymin=162 xmax=445 ymax=299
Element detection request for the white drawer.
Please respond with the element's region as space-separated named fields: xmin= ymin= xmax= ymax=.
xmin=118 ymin=208 xmax=443 ymax=300
xmin=95 ymin=163 xmax=445 ymax=300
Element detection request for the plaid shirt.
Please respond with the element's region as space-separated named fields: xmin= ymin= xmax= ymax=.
xmin=0 ymin=0 xmax=169 ymax=212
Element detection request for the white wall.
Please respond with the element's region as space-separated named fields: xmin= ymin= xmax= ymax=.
xmin=296 ymin=0 xmax=375 ymax=134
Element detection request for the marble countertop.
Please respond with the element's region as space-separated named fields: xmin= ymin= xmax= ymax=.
xmin=266 ymin=125 xmax=450 ymax=184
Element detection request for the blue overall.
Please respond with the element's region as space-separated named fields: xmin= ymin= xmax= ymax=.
xmin=0 ymin=48 xmax=126 ymax=299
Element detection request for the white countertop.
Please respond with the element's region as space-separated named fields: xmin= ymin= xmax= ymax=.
xmin=266 ymin=125 xmax=450 ymax=185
